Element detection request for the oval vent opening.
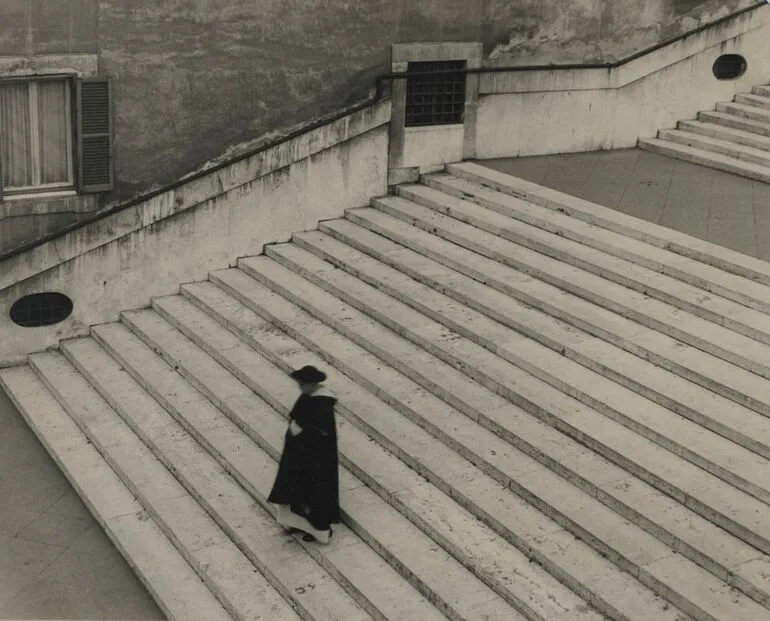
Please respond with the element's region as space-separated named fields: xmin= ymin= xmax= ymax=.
xmin=10 ymin=292 xmax=74 ymax=327
xmin=713 ymin=54 xmax=747 ymax=80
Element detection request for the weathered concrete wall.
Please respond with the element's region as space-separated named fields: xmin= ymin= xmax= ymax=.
xmin=96 ymin=0 xmax=760 ymax=204
xmin=474 ymin=5 xmax=770 ymax=159
xmin=0 ymin=100 xmax=390 ymax=364
xmin=0 ymin=0 xmax=98 ymax=55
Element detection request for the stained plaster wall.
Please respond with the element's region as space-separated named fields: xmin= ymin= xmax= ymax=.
xmin=0 ymin=101 xmax=390 ymax=364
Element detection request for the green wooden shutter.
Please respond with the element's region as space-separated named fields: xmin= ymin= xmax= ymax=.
xmin=76 ymin=77 xmax=113 ymax=193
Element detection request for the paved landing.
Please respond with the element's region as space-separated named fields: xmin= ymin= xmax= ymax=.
xmin=478 ymin=148 xmax=770 ymax=262
xmin=0 ymin=387 xmax=165 ymax=620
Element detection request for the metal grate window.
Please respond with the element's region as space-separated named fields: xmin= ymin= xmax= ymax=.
xmin=713 ymin=54 xmax=747 ymax=80
xmin=405 ymin=60 xmax=467 ymax=127
xmin=10 ymin=292 xmax=73 ymax=327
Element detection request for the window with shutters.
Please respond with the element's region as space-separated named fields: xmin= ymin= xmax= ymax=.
xmin=0 ymin=77 xmax=74 ymax=196
xmin=0 ymin=75 xmax=113 ymax=198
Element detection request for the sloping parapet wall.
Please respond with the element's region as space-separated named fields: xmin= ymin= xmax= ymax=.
xmin=473 ymin=3 xmax=770 ymax=158
xmin=0 ymin=100 xmax=391 ymax=364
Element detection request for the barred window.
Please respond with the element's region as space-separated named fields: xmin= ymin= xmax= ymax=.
xmin=405 ymin=60 xmax=467 ymax=127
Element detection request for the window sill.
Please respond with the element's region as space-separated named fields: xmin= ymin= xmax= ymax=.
xmin=405 ymin=124 xmax=464 ymax=132
xmin=3 ymin=189 xmax=77 ymax=201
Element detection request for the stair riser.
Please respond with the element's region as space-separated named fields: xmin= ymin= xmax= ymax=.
xmin=65 ymin=335 xmax=405 ymax=621
xmin=735 ymin=94 xmax=770 ymax=110
xmin=699 ymin=111 xmax=770 ymax=137
xmin=716 ymin=103 xmax=770 ymax=123
xmin=751 ymin=86 xmax=770 ymax=98
xmin=0 ymin=371 xmax=233 ymax=621
xmin=239 ymin=259 xmax=770 ymax=559
xmin=398 ymin=185 xmax=770 ymax=317
xmin=243 ymin=244 xmax=770 ymax=609
xmin=446 ymin=162 xmax=770 ymax=288
xmin=27 ymin=356 xmax=248 ymax=621
xmin=676 ymin=121 xmax=770 ymax=153
xmin=638 ymin=138 xmax=770 ymax=184
xmin=265 ymin=245 xmax=770 ymax=511
xmin=195 ymin=277 xmax=702 ymax=621
xmin=658 ymin=130 xmax=770 ymax=167
xmin=420 ymin=176 xmax=770 ymax=348
xmin=367 ymin=199 xmax=770 ymax=387
xmin=291 ymin=233 xmax=770 ymax=467
xmin=333 ymin=213 xmax=770 ymax=423
xmin=129 ymin=302 xmax=546 ymax=621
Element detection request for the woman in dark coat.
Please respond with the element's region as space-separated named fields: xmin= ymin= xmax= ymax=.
xmin=268 ymin=365 xmax=341 ymax=543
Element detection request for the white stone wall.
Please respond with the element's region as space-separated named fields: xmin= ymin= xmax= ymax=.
xmin=475 ymin=5 xmax=770 ymax=158
xmin=0 ymin=101 xmax=391 ymax=364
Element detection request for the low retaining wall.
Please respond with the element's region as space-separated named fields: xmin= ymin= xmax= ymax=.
xmin=0 ymin=100 xmax=391 ymax=364
xmin=474 ymin=5 xmax=770 ymax=158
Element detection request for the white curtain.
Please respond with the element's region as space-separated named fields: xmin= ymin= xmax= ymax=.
xmin=37 ymin=80 xmax=70 ymax=185
xmin=0 ymin=79 xmax=71 ymax=191
xmin=0 ymin=82 xmax=33 ymax=189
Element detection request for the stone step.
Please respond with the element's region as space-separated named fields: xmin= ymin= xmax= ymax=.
xmin=398 ymin=181 xmax=770 ymax=316
xmin=697 ymin=110 xmax=770 ymax=138
xmin=716 ymin=101 xmax=770 ymax=124
xmin=181 ymin=275 xmax=695 ymax=621
xmin=235 ymin=254 xmax=770 ymax=560
xmin=0 ymin=366 xmax=235 ymax=621
xmin=266 ymin=231 xmax=770 ymax=610
xmin=677 ymin=119 xmax=770 ymax=152
xmin=734 ymin=93 xmax=770 ymax=110
xmin=446 ymin=161 xmax=770 ymax=287
xmin=643 ymin=135 xmax=770 ymax=182
xmin=656 ymin=129 xmax=770 ymax=166
xmin=291 ymin=225 xmax=770 ymax=476
xmin=25 ymin=351 xmax=303 ymax=621
xmin=317 ymin=213 xmax=770 ymax=454
xmin=751 ymin=85 xmax=770 ymax=98
xmin=100 ymin=310 xmax=534 ymax=621
xmin=225 ymin=256 xmax=770 ymax=621
xmin=367 ymin=193 xmax=770 ymax=389
xmin=421 ymin=173 xmax=770 ymax=348
xmin=60 ymin=333 xmax=451 ymax=621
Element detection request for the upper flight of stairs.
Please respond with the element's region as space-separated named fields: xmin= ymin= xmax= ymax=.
xmin=5 ymin=161 xmax=770 ymax=620
xmin=639 ymin=83 xmax=770 ymax=182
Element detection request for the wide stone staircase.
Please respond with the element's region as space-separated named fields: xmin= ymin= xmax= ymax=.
xmin=639 ymin=82 xmax=770 ymax=182
xmin=4 ymin=161 xmax=770 ymax=621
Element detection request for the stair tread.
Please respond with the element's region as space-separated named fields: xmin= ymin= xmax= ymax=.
xmin=371 ymin=193 xmax=770 ymax=383
xmin=291 ymin=227 xmax=770 ymax=478
xmin=215 ymin=259 xmax=769 ymax=619
xmin=698 ymin=110 xmax=770 ymax=134
xmin=717 ymin=101 xmax=770 ymax=120
xmin=678 ymin=119 xmax=770 ymax=149
xmin=399 ymin=181 xmax=770 ymax=313
xmin=425 ymin=172 xmax=770 ymax=340
xmin=97 ymin=311 xmax=529 ymax=621
xmin=61 ymin=333 xmax=449 ymax=621
xmin=657 ymin=128 xmax=770 ymax=161
xmin=0 ymin=365 xmax=236 ymax=621
xmin=27 ymin=350 xmax=308 ymax=621
xmin=447 ymin=160 xmax=770 ymax=287
xmin=181 ymin=277 xmax=698 ymax=621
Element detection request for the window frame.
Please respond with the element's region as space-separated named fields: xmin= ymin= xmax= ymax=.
xmin=0 ymin=74 xmax=77 ymax=198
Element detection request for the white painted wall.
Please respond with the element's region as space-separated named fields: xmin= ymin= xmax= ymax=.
xmin=0 ymin=101 xmax=391 ymax=364
xmin=475 ymin=5 xmax=770 ymax=158
xmin=401 ymin=125 xmax=465 ymax=168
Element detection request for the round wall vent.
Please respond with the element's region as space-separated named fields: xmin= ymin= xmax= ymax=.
xmin=10 ymin=292 xmax=74 ymax=327
xmin=713 ymin=54 xmax=747 ymax=80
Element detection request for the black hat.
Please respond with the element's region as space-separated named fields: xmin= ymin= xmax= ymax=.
xmin=289 ymin=365 xmax=327 ymax=383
